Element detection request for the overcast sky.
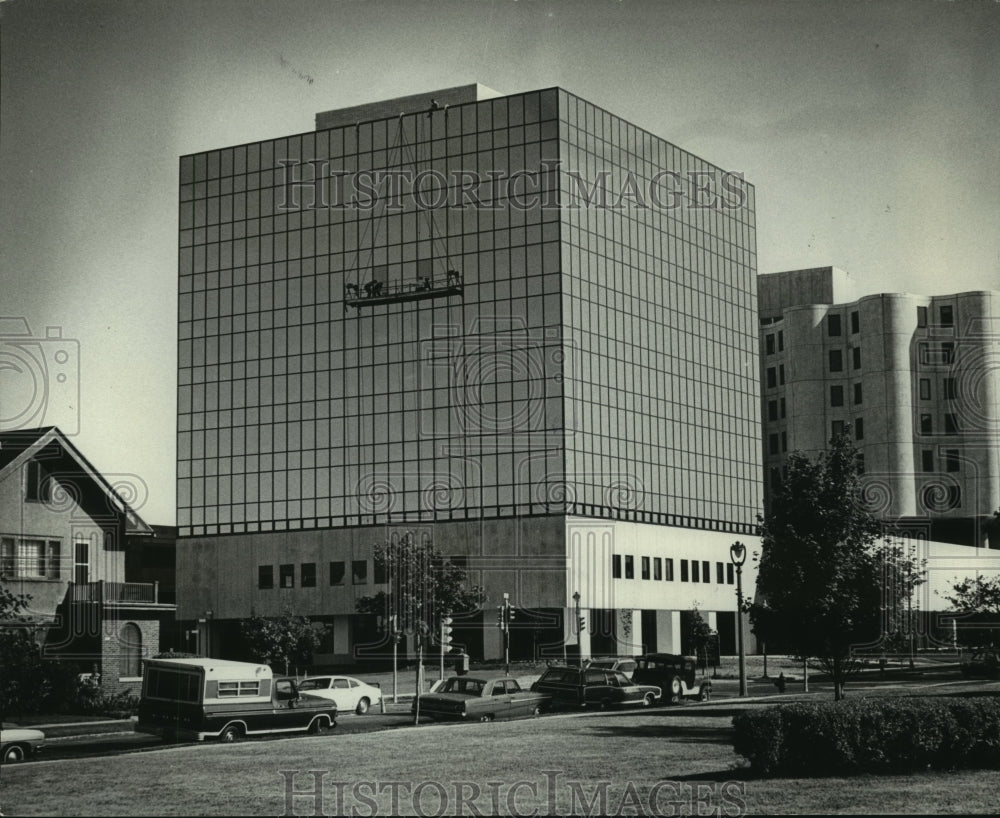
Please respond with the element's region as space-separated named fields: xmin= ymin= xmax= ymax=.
xmin=1 ymin=0 xmax=997 ymax=526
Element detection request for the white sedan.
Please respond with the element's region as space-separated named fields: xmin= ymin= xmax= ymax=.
xmin=297 ymin=676 xmax=382 ymax=714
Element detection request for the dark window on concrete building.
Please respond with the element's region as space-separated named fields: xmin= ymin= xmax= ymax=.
xmin=727 ymin=564 xmax=735 ymax=584
xmin=781 ymin=431 xmax=787 ymax=452
xmin=301 ymin=562 xmax=316 ymax=587
xmin=716 ymin=562 xmax=724 ymax=584
xmin=830 ymin=385 xmax=844 ymax=407
xmin=701 ymin=560 xmax=710 ymax=582
xmin=641 ymin=556 xmax=650 ymax=580
xmin=374 ymin=560 xmax=387 ymax=584
xmin=920 ymin=414 xmax=933 ymax=435
xmin=939 ymin=305 xmax=954 ymax=327
xmin=855 ymin=417 xmax=864 ymax=440
xmin=829 ymin=349 xmax=843 ymax=372
xmin=852 ymin=347 xmax=862 ymax=369
xmin=770 ymin=468 xmax=781 ymax=493
xmin=780 ymin=398 xmax=786 ymax=418
xmin=917 ymin=306 xmax=928 ymax=327
xmin=625 ymin=555 xmax=634 ymax=579
xmin=943 ymin=377 xmax=957 ymax=400
xmin=680 ymin=559 xmax=689 ymax=582
xmin=352 ymin=560 xmax=368 ymax=584
xmin=919 ymin=378 xmax=931 ymax=400
xmin=853 ymin=383 xmax=863 ymax=405
xmin=768 ymin=433 xmax=779 ymax=455
xmin=765 ymin=334 xmax=775 ymax=355
xmin=857 ymin=453 xmax=865 ymax=473
xmin=691 ymin=560 xmax=700 ymax=582
xmin=945 ymin=449 xmax=960 ymax=472
xmin=280 ymin=564 xmax=294 ymax=588
xmin=664 ymin=558 xmax=674 ymax=581
xmin=851 ymin=311 xmax=859 ymax=334
xmin=778 ymin=330 xmax=784 ymax=351
xmin=922 ymin=450 xmax=934 ymax=472
xmin=767 ymin=367 xmax=777 ymax=388
xmin=779 ymin=364 xmax=785 ymax=385
xmin=944 ymin=413 xmax=959 ymax=434
xmin=942 ymin=342 xmax=955 ymax=364
xmin=258 ymin=565 xmax=273 ymax=589
xmin=612 ymin=554 xmax=622 ymax=578
xmin=653 ymin=558 xmax=662 ymax=580
xmin=329 ymin=561 xmax=345 ymax=585
xmin=832 ymin=420 xmax=847 ymax=438
xmin=768 ymin=400 xmax=778 ymax=421
xmin=828 ymin=314 xmax=842 ymax=336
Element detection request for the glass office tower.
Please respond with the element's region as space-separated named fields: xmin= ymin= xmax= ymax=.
xmin=176 ymin=86 xmax=762 ymax=663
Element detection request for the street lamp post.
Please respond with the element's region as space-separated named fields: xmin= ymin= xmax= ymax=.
xmin=729 ymin=541 xmax=748 ymax=697
xmin=573 ymin=591 xmax=582 ymax=666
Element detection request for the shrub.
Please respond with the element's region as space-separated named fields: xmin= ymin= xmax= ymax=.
xmin=0 ymin=633 xmax=79 ymax=716
xmin=733 ymin=696 xmax=1000 ymax=776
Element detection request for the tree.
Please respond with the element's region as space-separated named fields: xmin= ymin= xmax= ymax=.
xmin=749 ymin=434 xmax=924 ymax=700
xmin=356 ymin=530 xmax=484 ymax=642
xmin=0 ymin=571 xmax=31 ymax=621
xmin=240 ymin=609 xmax=326 ymax=673
xmin=945 ymin=574 xmax=1000 ymax=646
xmin=682 ymin=604 xmax=714 ymax=671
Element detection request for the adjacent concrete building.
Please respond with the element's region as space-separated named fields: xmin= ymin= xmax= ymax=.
xmin=176 ymin=85 xmax=762 ymax=664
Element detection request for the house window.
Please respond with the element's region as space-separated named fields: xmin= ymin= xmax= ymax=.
xmin=279 ymin=564 xmax=294 ymax=588
xmin=1 ymin=538 xmax=15 ymax=576
xmin=828 ymin=314 xmax=842 ymax=336
xmin=853 ymin=383 xmax=863 ymax=405
xmin=855 ymin=417 xmax=864 ymax=440
xmin=25 ymin=460 xmax=51 ymax=504
xmin=765 ymin=333 xmax=775 ymax=355
xmin=922 ymin=450 xmax=934 ymax=472
xmin=830 ymin=385 xmax=844 ymax=407
xmin=945 ymin=449 xmax=960 ymax=472
xmin=624 ymin=555 xmax=634 ymax=579
xmin=352 ymin=559 xmax=368 ymax=585
xmin=301 ymin=562 xmax=316 ymax=588
xmin=653 ymin=558 xmax=662 ymax=581
xmin=120 ymin=622 xmax=142 ymax=678
xmin=612 ymin=554 xmax=622 ymax=578
xmin=919 ymin=379 xmax=931 ymax=400
xmin=14 ymin=539 xmax=60 ymax=579
xmin=920 ymin=414 xmax=933 ymax=435
xmin=641 ymin=556 xmax=651 ymax=580
xmin=258 ymin=565 xmax=273 ymax=589
xmin=944 ymin=413 xmax=959 ymax=435
xmin=852 ymin=347 xmax=862 ymax=370
xmin=917 ymin=306 xmax=928 ymax=327
xmin=329 ymin=561 xmax=345 ymax=585
xmin=850 ymin=311 xmax=860 ymax=334
xmin=829 ymin=349 xmax=843 ymax=372
xmin=943 ymin=377 xmax=957 ymax=400
xmin=680 ymin=560 xmax=689 ymax=582
xmin=766 ymin=367 xmax=777 ymax=388
xmin=716 ymin=562 xmax=724 ymax=584
xmin=691 ymin=560 xmax=700 ymax=582
xmin=664 ymin=558 xmax=674 ymax=581
xmin=939 ymin=305 xmax=954 ymax=327
xmin=74 ymin=538 xmax=90 ymax=585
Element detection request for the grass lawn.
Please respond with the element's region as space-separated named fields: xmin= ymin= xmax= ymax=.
xmin=2 ymin=704 xmax=996 ymax=816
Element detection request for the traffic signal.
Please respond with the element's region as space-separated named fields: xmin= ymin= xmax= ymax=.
xmin=496 ymin=606 xmax=507 ymax=631
xmin=508 ymin=606 xmax=516 ymax=623
xmin=441 ymin=616 xmax=453 ymax=648
xmin=577 ymin=615 xmax=586 ymax=633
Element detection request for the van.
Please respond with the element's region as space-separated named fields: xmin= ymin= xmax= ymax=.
xmin=136 ymin=657 xmax=338 ymax=742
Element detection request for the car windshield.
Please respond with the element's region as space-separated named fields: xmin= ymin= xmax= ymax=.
xmin=442 ymin=678 xmax=485 ymax=695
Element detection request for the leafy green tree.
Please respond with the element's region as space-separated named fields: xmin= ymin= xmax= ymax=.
xmin=0 ymin=570 xmax=31 ymax=620
xmin=945 ymin=574 xmax=1000 ymax=646
xmin=682 ymin=604 xmax=714 ymax=670
xmin=750 ymin=434 xmax=924 ymax=700
xmin=356 ymin=531 xmax=485 ymax=640
xmin=240 ymin=609 xmax=326 ymax=672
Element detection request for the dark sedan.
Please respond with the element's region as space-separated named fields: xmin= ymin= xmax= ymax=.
xmin=413 ymin=676 xmax=550 ymax=722
xmin=530 ymin=665 xmax=661 ymax=710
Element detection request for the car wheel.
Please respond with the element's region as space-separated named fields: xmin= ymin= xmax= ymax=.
xmin=669 ymin=676 xmax=683 ymax=704
xmin=642 ymin=692 xmax=655 ymax=707
xmin=2 ymin=745 xmax=26 ymax=763
xmin=698 ymin=686 xmax=711 ymax=702
xmin=219 ymin=725 xmax=243 ymax=743
xmin=599 ymin=699 xmax=612 ymax=711
xmin=479 ymin=713 xmax=494 ymax=723
xmin=531 ymin=705 xmax=543 ymax=717
xmin=355 ymin=697 xmax=370 ymax=715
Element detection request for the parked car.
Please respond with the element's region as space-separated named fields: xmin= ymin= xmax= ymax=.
xmin=297 ymin=675 xmax=382 ymax=714
xmin=584 ymin=657 xmax=637 ymax=679
xmin=530 ymin=665 xmax=660 ymax=709
xmin=413 ymin=676 xmax=550 ymax=722
xmin=1 ymin=724 xmax=45 ymax=763
xmin=136 ymin=658 xmax=337 ymax=742
xmin=960 ymin=648 xmax=1000 ymax=679
xmin=632 ymin=653 xmax=712 ymax=703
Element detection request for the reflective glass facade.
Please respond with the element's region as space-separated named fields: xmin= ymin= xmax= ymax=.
xmin=177 ymin=88 xmax=761 ymax=537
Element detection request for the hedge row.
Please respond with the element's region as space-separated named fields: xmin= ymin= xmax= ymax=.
xmin=732 ymin=696 xmax=1000 ymax=776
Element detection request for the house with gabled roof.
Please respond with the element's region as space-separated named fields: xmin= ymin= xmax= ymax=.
xmin=0 ymin=426 xmax=176 ymax=694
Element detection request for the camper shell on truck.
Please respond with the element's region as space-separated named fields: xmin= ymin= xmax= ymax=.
xmin=137 ymin=658 xmax=337 ymax=742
